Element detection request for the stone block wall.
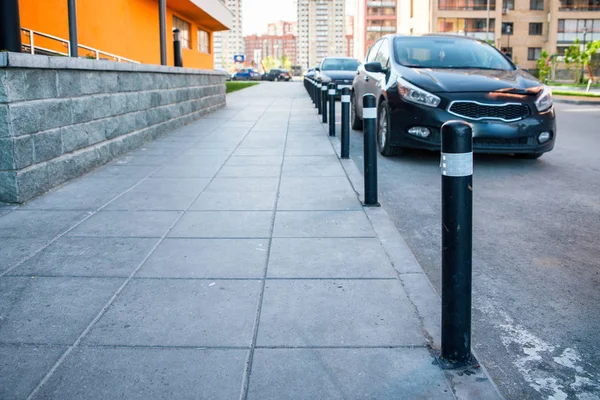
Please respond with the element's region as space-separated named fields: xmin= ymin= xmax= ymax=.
xmin=0 ymin=52 xmax=226 ymax=203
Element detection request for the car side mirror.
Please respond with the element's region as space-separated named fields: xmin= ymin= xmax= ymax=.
xmin=315 ymin=67 xmax=320 ymax=71
xmin=364 ymin=62 xmax=386 ymax=73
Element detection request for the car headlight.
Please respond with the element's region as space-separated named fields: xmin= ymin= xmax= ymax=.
xmin=397 ymin=77 xmax=440 ymax=108
xmin=320 ymin=74 xmax=331 ymax=83
xmin=535 ymin=85 xmax=553 ymax=112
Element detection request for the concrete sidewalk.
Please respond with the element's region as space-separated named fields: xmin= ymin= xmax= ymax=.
xmin=0 ymin=82 xmax=501 ymax=399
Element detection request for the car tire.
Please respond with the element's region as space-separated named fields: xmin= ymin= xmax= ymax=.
xmin=377 ymin=100 xmax=403 ymax=157
xmin=351 ymin=92 xmax=363 ymax=131
xmin=514 ymin=152 xmax=544 ymax=159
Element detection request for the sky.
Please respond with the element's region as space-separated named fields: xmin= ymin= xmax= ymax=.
xmin=242 ymin=0 xmax=356 ymax=36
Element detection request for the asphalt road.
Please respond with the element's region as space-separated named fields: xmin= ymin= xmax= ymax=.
xmin=346 ymin=102 xmax=600 ymax=400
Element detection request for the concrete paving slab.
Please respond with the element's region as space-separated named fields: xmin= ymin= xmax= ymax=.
xmin=0 ymin=238 xmax=48 ymax=274
xmin=190 ymin=191 xmax=277 ymax=211
xmin=105 ymin=178 xmax=210 ymax=211
xmin=273 ymin=211 xmax=376 ymax=238
xmin=283 ymin=155 xmax=341 ymax=165
xmin=277 ymin=189 xmax=362 ymax=211
xmin=204 ymin=177 xmax=280 ymax=193
xmin=0 ymin=345 xmax=66 ymax=400
xmin=85 ymin=280 xmax=261 ymax=347
xmin=138 ymin=238 xmax=268 ymax=278
xmin=33 ymin=347 xmax=247 ymax=400
xmin=267 ymin=238 xmax=396 ymax=278
xmin=151 ymin=165 xmax=221 ymax=178
xmin=67 ymin=210 xmax=180 ymax=238
xmin=282 ymin=162 xmax=346 ymax=177
xmin=247 ymin=348 xmax=453 ymax=400
xmin=111 ymin=154 xmax=172 ymax=166
xmin=216 ymin=166 xmax=281 ymax=178
xmin=225 ymin=156 xmax=283 ymax=166
xmin=0 ymin=210 xmax=87 ymax=238
xmin=257 ymin=280 xmax=425 ymax=346
xmin=13 ymin=237 xmax=158 ymax=277
xmin=0 ymin=277 xmax=123 ymax=344
xmin=169 ymin=211 xmax=273 ymax=238
xmin=233 ymin=148 xmax=284 ymax=156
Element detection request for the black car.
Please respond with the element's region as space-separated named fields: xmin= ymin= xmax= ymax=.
xmin=351 ymin=34 xmax=556 ymax=158
xmin=263 ymin=69 xmax=292 ymax=81
xmin=316 ymin=57 xmax=361 ymax=93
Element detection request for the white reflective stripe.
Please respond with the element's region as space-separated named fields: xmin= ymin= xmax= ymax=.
xmin=328 ymin=89 xmax=336 ymax=95
xmin=441 ymin=152 xmax=473 ymax=177
xmin=363 ymin=107 xmax=377 ymax=119
xmin=321 ymin=86 xmax=327 ymax=91
xmin=338 ymin=85 xmax=352 ymax=89
xmin=341 ymin=95 xmax=351 ymax=102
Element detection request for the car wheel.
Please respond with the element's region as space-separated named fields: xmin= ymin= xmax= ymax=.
xmin=514 ymin=152 xmax=544 ymax=159
xmin=377 ymin=100 xmax=403 ymax=157
xmin=351 ymin=92 xmax=363 ymax=131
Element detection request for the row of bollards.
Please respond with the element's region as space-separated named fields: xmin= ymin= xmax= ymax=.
xmin=303 ymin=75 xmax=475 ymax=369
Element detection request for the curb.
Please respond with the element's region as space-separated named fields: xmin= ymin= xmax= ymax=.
xmin=553 ymin=97 xmax=600 ymax=105
xmin=323 ymin=125 xmax=505 ymax=400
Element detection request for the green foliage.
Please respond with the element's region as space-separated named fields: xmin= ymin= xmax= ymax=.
xmin=552 ymin=89 xmax=600 ymax=98
xmin=536 ymin=50 xmax=551 ymax=84
xmin=564 ymin=39 xmax=600 ymax=83
xmin=226 ymin=81 xmax=259 ymax=93
xmin=262 ymin=56 xmax=280 ymax=71
xmin=280 ymin=55 xmax=292 ymax=71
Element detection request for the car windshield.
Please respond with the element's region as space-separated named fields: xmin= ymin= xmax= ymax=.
xmin=321 ymin=59 xmax=360 ymax=71
xmin=393 ymin=36 xmax=514 ymax=71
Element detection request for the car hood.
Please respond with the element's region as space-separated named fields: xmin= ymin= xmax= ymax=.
xmin=401 ymin=68 xmax=542 ymax=94
xmin=320 ymin=70 xmax=357 ymax=81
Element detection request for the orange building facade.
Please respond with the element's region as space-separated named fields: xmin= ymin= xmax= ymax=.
xmin=18 ymin=0 xmax=232 ymax=69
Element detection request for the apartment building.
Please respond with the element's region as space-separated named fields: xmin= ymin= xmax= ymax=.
xmin=214 ymin=0 xmax=243 ymax=69
xmin=432 ymin=0 xmax=600 ymax=69
xmin=268 ymin=21 xmax=298 ymax=36
xmin=346 ymin=15 xmax=355 ymax=57
xmin=244 ymin=33 xmax=297 ymax=67
xmin=297 ymin=0 xmax=347 ymax=69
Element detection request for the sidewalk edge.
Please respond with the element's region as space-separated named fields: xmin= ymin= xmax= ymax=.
xmin=329 ymin=133 xmax=506 ymax=400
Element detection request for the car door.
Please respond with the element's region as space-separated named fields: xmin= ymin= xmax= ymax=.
xmin=355 ymin=41 xmax=382 ymax=115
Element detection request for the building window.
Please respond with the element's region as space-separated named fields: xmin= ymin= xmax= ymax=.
xmin=503 ymin=0 xmax=515 ymax=10
xmin=173 ymin=16 xmax=191 ymax=49
xmin=528 ymin=47 xmax=542 ymax=60
xmin=530 ymin=0 xmax=544 ymax=10
xmin=198 ymin=29 xmax=210 ymax=53
xmin=439 ymin=0 xmax=496 ymax=10
xmin=557 ymin=19 xmax=600 ymax=43
xmin=502 ymin=22 xmax=513 ymax=34
xmin=529 ymin=22 xmax=543 ymax=35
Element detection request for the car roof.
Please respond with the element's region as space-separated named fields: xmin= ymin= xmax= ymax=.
xmin=382 ymin=33 xmax=484 ymax=43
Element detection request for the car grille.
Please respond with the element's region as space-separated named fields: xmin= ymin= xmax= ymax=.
xmin=448 ymin=101 xmax=530 ymax=122
xmin=473 ymin=137 xmax=529 ymax=147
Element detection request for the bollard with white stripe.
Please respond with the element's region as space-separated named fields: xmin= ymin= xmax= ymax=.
xmin=321 ymin=83 xmax=328 ymax=123
xmin=317 ymin=82 xmax=323 ymax=115
xmin=328 ymin=83 xmax=337 ymax=136
xmin=362 ymin=94 xmax=379 ymax=206
xmin=313 ymin=79 xmax=318 ymax=107
xmin=340 ymin=87 xmax=351 ymax=158
xmin=440 ymin=120 xmax=473 ymax=369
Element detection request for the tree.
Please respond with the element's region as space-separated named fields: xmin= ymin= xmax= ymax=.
xmin=536 ymin=50 xmax=551 ymax=84
xmin=564 ymin=39 xmax=600 ymax=83
xmin=280 ymin=55 xmax=292 ymax=71
xmin=262 ymin=56 xmax=280 ymax=72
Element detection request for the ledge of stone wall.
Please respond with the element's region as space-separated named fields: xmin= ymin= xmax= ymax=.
xmin=0 ymin=52 xmax=226 ymax=203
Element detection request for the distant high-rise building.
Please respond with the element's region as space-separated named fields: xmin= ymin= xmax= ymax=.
xmin=244 ymin=33 xmax=297 ymax=68
xmin=346 ymin=15 xmax=355 ymax=58
xmin=214 ymin=0 xmax=243 ymax=69
xmin=297 ymin=0 xmax=347 ymax=69
xmin=354 ymin=0 xmax=399 ymax=61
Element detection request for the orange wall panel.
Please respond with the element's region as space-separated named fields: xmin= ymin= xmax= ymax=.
xmin=18 ymin=0 xmax=216 ymax=69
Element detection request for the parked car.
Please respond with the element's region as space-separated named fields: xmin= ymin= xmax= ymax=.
xmin=304 ymin=68 xmax=316 ymax=78
xmin=232 ymin=68 xmax=261 ymax=81
xmin=316 ymin=57 xmax=361 ymax=92
xmin=351 ymin=34 xmax=556 ymax=159
xmin=262 ymin=68 xmax=292 ymax=81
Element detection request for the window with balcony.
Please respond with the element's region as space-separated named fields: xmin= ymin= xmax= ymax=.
xmin=198 ymin=29 xmax=210 ymax=53
xmin=529 ymin=22 xmax=543 ymax=35
xmin=557 ymin=19 xmax=600 ymax=43
xmin=559 ymin=0 xmax=600 ymax=11
xmin=530 ymin=0 xmax=544 ymax=10
xmin=439 ymin=0 xmax=495 ymax=10
xmin=527 ymin=47 xmax=541 ymax=60
xmin=367 ymin=7 xmax=396 ymax=16
xmin=503 ymin=0 xmax=515 ymax=10
xmin=438 ymin=18 xmax=495 ymax=33
xmin=173 ymin=16 xmax=191 ymax=49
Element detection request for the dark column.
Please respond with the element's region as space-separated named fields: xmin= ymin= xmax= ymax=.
xmin=159 ymin=0 xmax=167 ymax=65
xmin=68 ymin=0 xmax=78 ymax=57
xmin=0 ymin=0 xmax=22 ymax=53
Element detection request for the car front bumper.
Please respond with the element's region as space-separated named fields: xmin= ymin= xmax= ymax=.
xmin=387 ymin=97 xmax=556 ymax=154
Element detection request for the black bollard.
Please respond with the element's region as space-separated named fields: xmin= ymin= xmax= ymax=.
xmin=173 ymin=28 xmax=183 ymax=67
xmin=317 ymin=82 xmax=323 ymax=115
xmin=0 ymin=0 xmax=22 ymax=53
xmin=362 ymin=94 xmax=378 ymax=206
xmin=321 ymin=83 xmax=328 ymax=124
xmin=313 ymin=79 xmax=317 ymax=107
xmin=328 ymin=83 xmax=336 ymax=136
xmin=340 ymin=87 xmax=351 ymax=159
xmin=440 ymin=120 xmax=473 ymax=368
